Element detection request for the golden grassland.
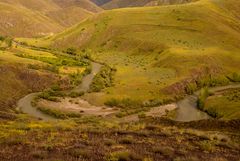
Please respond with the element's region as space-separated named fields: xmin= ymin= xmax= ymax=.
xmin=0 ymin=0 xmax=102 ymax=37
xmin=20 ymin=0 xmax=240 ymax=107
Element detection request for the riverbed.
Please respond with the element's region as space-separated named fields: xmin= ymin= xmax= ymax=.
xmin=17 ymin=63 xmax=240 ymax=122
xmin=17 ymin=62 xmax=102 ymax=121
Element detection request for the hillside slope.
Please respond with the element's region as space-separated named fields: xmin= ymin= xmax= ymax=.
xmin=102 ymin=0 xmax=197 ymax=9
xmin=20 ymin=0 xmax=240 ymax=106
xmin=0 ymin=0 xmax=102 ymax=37
xmin=90 ymin=0 xmax=112 ymax=5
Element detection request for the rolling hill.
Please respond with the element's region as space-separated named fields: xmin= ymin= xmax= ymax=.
xmin=0 ymin=1 xmax=240 ymax=160
xmin=90 ymin=0 xmax=112 ymax=5
xmin=25 ymin=0 xmax=240 ymax=105
xmin=0 ymin=0 xmax=102 ymax=37
xmin=102 ymin=0 xmax=198 ymax=9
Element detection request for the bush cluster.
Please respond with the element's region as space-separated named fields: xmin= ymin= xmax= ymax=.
xmin=90 ymin=66 xmax=116 ymax=92
xmin=37 ymin=106 xmax=81 ymax=119
xmin=185 ymin=75 xmax=230 ymax=94
xmin=197 ymin=88 xmax=209 ymax=110
xmin=228 ymin=72 xmax=240 ymax=82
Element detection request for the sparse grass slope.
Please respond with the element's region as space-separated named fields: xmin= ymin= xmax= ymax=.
xmin=31 ymin=0 xmax=240 ymax=106
xmin=102 ymin=0 xmax=198 ymax=9
xmin=0 ymin=0 xmax=102 ymax=37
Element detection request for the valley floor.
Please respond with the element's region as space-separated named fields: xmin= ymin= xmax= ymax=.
xmin=0 ymin=0 xmax=240 ymax=160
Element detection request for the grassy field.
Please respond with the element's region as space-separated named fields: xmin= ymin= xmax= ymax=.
xmin=20 ymin=0 xmax=240 ymax=109
xmin=204 ymin=88 xmax=240 ymax=120
xmin=101 ymin=0 xmax=198 ymax=9
xmin=0 ymin=38 xmax=90 ymax=114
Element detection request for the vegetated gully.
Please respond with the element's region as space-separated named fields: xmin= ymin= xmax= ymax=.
xmin=17 ymin=62 xmax=240 ymax=122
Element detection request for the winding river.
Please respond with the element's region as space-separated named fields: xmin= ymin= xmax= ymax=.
xmin=174 ymin=84 xmax=240 ymax=122
xmin=17 ymin=62 xmax=102 ymax=121
xmin=17 ymin=62 xmax=240 ymax=122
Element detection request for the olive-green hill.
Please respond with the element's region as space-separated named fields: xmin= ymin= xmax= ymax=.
xmin=26 ymin=0 xmax=240 ymax=105
xmin=0 ymin=0 xmax=102 ymax=37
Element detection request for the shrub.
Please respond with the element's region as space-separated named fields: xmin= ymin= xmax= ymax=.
xmin=119 ymin=136 xmax=134 ymax=144
xmin=45 ymin=65 xmax=59 ymax=73
xmin=152 ymin=147 xmax=174 ymax=157
xmin=1 ymin=135 xmax=26 ymax=145
xmin=185 ymin=82 xmax=198 ymax=94
xmin=69 ymin=149 xmax=91 ymax=159
xmin=69 ymin=72 xmax=83 ymax=86
xmin=174 ymin=156 xmax=200 ymax=161
xmin=5 ymin=37 xmax=13 ymax=47
xmin=228 ymin=72 xmax=240 ymax=82
xmin=38 ymin=90 xmax=59 ymax=102
xmin=90 ymin=66 xmax=115 ymax=92
xmin=198 ymin=140 xmax=216 ymax=152
xmin=197 ymin=88 xmax=209 ymax=110
xmin=205 ymin=107 xmax=223 ymax=118
xmin=31 ymin=151 xmax=48 ymax=159
xmin=197 ymin=75 xmax=229 ymax=88
xmin=65 ymin=47 xmax=77 ymax=55
xmin=68 ymin=91 xmax=84 ymax=98
xmin=105 ymin=98 xmax=119 ymax=107
xmin=106 ymin=151 xmax=142 ymax=161
xmin=51 ymin=84 xmax=61 ymax=91
xmin=138 ymin=112 xmax=146 ymax=119
xmin=37 ymin=106 xmax=81 ymax=119
xmin=104 ymin=139 xmax=116 ymax=146
xmin=0 ymin=36 xmax=5 ymax=41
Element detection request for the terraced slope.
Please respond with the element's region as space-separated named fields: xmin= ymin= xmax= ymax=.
xmin=0 ymin=0 xmax=102 ymax=37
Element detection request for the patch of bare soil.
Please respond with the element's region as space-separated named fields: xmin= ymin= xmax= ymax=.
xmin=37 ymin=97 xmax=118 ymax=117
xmin=146 ymin=103 xmax=177 ymax=117
xmin=119 ymin=104 xmax=177 ymax=123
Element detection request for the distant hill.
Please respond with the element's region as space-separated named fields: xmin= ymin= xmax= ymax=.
xmin=0 ymin=0 xmax=102 ymax=37
xmin=25 ymin=0 xmax=239 ymax=107
xmin=52 ymin=0 xmax=102 ymax=13
xmin=90 ymin=0 xmax=112 ymax=6
xmin=102 ymin=0 xmax=197 ymax=9
xmin=49 ymin=0 xmax=240 ymax=52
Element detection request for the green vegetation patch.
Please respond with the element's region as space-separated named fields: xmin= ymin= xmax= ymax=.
xmin=228 ymin=72 xmax=240 ymax=82
xmin=90 ymin=66 xmax=116 ymax=92
xmin=197 ymin=88 xmax=210 ymax=110
xmin=37 ymin=106 xmax=81 ymax=119
xmin=15 ymin=52 xmax=86 ymax=67
xmin=106 ymin=151 xmax=142 ymax=161
xmin=204 ymin=88 xmax=240 ymax=119
xmin=0 ymin=36 xmax=13 ymax=50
